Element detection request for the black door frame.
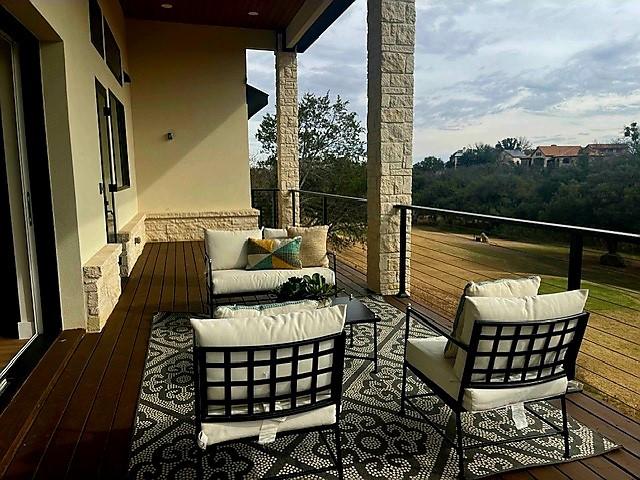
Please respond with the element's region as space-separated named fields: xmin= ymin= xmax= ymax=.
xmin=0 ymin=7 xmax=62 ymax=408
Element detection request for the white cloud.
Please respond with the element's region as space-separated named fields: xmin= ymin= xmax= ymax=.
xmin=247 ymin=0 xmax=640 ymax=163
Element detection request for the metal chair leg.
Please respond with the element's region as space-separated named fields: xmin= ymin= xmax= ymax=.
xmin=561 ymin=395 xmax=570 ymax=458
xmin=400 ymin=361 xmax=408 ymax=416
xmin=334 ymin=423 xmax=344 ymax=480
xmin=455 ymin=412 xmax=465 ymax=479
xmin=373 ymin=321 xmax=378 ymax=373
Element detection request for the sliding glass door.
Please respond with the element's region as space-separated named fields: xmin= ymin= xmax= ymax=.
xmin=0 ymin=29 xmax=42 ymax=379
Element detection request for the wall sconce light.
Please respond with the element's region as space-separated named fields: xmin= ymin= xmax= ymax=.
xmin=167 ymin=131 xmax=175 ymax=141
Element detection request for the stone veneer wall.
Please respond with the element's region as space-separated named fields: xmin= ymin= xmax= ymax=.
xmin=275 ymin=50 xmax=300 ymax=227
xmin=117 ymin=213 xmax=147 ymax=277
xmin=83 ymin=244 xmax=122 ymax=332
xmin=366 ymin=0 xmax=415 ymax=295
xmin=144 ymin=209 xmax=260 ymax=242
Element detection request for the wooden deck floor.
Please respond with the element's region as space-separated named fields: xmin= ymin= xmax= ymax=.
xmin=0 ymin=241 xmax=637 ymax=479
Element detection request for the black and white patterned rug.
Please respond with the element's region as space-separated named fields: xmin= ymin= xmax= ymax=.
xmin=128 ymin=297 xmax=618 ymax=479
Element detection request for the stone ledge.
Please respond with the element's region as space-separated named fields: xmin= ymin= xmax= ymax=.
xmin=145 ymin=209 xmax=260 ymax=242
xmin=83 ymin=244 xmax=122 ymax=333
xmin=118 ymin=213 xmax=147 ymax=277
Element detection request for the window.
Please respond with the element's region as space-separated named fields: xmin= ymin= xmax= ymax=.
xmin=89 ymin=0 xmax=122 ymax=83
xmin=89 ymin=0 xmax=104 ymax=56
xmin=104 ymin=21 xmax=122 ymax=84
xmin=108 ymin=92 xmax=130 ymax=189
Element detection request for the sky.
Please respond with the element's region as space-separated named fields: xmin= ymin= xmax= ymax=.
xmin=247 ymin=0 xmax=640 ymax=163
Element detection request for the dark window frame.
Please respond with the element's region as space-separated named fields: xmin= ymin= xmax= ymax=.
xmin=108 ymin=90 xmax=130 ymax=190
xmin=103 ymin=20 xmax=122 ymax=84
xmin=89 ymin=0 xmax=104 ymax=57
xmin=88 ymin=0 xmax=122 ymax=84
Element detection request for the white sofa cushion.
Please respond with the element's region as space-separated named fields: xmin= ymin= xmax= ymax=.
xmin=264 ymin=228 xmax=288 ymax=239
xmin=213 ymin=300 xmax=319 ymax=318
xmin=191 ymin=305 xmax=347 ymax=445
xmin=205 ymin=228 xmax=263 ymax=270
xmin=210 ymin=266 xmax=335 ymax=295
xmin=406 ymin=336 xmax=568 ymax=411
xmin=453 ymin=289 xmax=589 ymax=379
xmin=445 ymin=276 xmax=541 ymax=358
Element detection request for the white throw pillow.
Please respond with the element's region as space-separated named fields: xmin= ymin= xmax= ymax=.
xmin=444 ymin=276 xmax=541 ymax=358
xmin=264 ymin=228 xmax=289 ymax=239
xmin=205 ymin=228 xmax=263 ymax=270
xmin=213 ymin=300 xmax=319 ymax=318
xmin=453 ymin=289 xmax=588 ymax=379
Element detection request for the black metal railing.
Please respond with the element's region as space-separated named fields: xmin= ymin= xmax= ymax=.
xmin=395 ymin=204 xmax=640 ymax=298
xmin=290 ymin=189 xmax=368 ymax=227
xmin=250 ymin=188 xmax=279 ymax=228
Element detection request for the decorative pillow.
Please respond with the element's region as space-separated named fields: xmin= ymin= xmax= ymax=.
xmin=264 ymin=228 xmax=288 ymax=239
xmin=246 ymin=237 xmax=302 ymax=270
xmin=444 ymin=276 xmax=541 ymax=358
xmin=286 ymin=225 xmax=329 ymax=267
xmin=453 ymin=289 xmax=589 ymax=379
xmin=205 ymin=228 xmax=263 ymax=271
xmin=213 ymin=300 xmax=319 ymax=318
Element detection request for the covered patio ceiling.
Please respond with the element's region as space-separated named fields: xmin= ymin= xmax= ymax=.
xmin=119 ymin=0 xmax=355 ymax=52
xmin=119 ymin=0 xmax=306 ymax=30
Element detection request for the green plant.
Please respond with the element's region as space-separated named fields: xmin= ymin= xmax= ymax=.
xmin=277 ymin=274 xmax=336 ymax=301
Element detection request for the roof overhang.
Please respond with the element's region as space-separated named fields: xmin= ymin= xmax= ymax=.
xmin=119 ymin=0 xmax=355 ymax=53
xmin=286 ymin=0 xmax=356 ymax=52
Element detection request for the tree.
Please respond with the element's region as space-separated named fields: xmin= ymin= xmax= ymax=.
xmin=458 ymin=143 xmax=498 ymax=167
xmin=495 ymin=137 xmax=532 ymax=152
xmin=414 ymin=156 xmax=445 ymax=173
xmin=255 ymin=92 xmax=365 ymax=190
xmin=254 ymin=92 xmax=367 ymax=246
xmin=624 ymin=122 xmax=639 ymax=158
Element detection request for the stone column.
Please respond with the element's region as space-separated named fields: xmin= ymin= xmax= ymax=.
xmin=366 ymin=0 xmax=415 ymax=295
xmin=275 ymin=50 xmax=300 ymax=227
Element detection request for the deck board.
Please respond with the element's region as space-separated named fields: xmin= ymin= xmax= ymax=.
xmin=0 ymin=241 xmax=636 ymax=479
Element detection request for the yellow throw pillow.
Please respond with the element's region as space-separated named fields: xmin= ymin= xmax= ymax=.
xmin=286 ymin=226 xmax=329 ymax=267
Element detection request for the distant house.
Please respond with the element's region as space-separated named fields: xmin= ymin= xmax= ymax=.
xmin=498 ymin=149 xmax=531 ymax=166
xmin=581 ymin=143 xmax=629 ymax=161
xmin=531 ymin=145 xmax=582 ymax=167
xmin=449 ymin=149 xmax=464 ymax=169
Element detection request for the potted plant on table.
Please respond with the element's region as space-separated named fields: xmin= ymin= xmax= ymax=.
xmin=277 ymin=273 xmax=336 ymax=307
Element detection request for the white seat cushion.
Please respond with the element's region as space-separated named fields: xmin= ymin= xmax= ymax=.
xmin=201 ymin=405 xmax=336 ymax=446
xmin=213 ymin=300 xmax=319 ymax=318
xmin=210 ymin=267 xmax=335 ymax=295
xmin=406 ymin=336 xmax=568 ymax=411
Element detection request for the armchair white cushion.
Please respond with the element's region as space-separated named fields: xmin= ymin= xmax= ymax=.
xmin=453 ymin=289 xmax=589 ymax=378
xmin=445 ymin=276 xmax=541 ymax=358
xmin=212 ymin=300 xmax=320 ymax=318
xmin=406 ymin=336 xmax=568 ymax=411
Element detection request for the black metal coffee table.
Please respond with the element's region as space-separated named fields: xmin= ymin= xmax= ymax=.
xmin=332 ymin=296 xmax=379 ymax=373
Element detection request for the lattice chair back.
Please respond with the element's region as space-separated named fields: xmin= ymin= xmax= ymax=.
xmin=460 ymin=312 xmax=589 ymax=390
xmin=194 ymin=332 xmax=346 ymax=423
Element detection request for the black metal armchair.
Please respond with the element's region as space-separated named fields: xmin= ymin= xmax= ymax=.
xmin=193 ymin=329 xmax=347 ymax=479
xmin=400 ymin=305 xmax=589 ymax=478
